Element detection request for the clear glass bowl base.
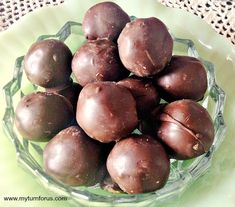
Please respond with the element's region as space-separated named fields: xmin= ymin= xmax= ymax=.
xmin=2 ymin=21 xmax=226 ymax=207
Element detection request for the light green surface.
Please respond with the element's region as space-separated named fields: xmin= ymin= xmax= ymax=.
xmin=0 ymin=0 xmax=235 ymax=207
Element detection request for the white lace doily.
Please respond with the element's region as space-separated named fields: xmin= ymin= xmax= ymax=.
xmin=0 ymin=0 xmax=234 ymax=44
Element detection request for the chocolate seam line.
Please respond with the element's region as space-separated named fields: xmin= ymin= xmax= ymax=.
xmin=159 ymin=112 xmax=206 ymax=152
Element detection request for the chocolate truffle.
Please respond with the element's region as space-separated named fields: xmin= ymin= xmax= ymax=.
xmin=46 ymin=79 xmax=82 ymax=111
xmin=82 ymin=2 xmax=130 ymax=41
xmin=76 ymin=82 xmax=138 ymax=143
xmin=107 ymin=135 xmax=170 ymax=194
xmin=153 ymin=100 xmax=214 ymax=160
xmin=72 ymin=39 xmax=129 ymax=87
xmin=118 ymin=76 xmax=160 ymax=119
xmin=118 ymin=17 xmax=173 ymax=77
xmin=154 ymin=55 xmax=207 ymax=102
xmin=24 ymin=39 xmax=72 ymax=88
xmin=15 ymin=92 xmax=74 ymax=141
xmin=43 ymin=125 xmax=104 ymax=186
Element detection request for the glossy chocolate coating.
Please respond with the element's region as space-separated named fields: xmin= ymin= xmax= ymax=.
xmin=43 ymin=125 xmax=103 ymax=186
xmin=118 ymin=17 xmax=173 ymax=77
xmin=72 ymin=39 xmax=129 ymax=87
xmin=82 ymin=2 xmax=130 ymax=41
xmin=15 ymin=92 xmax=74 ymax=141
xmin=24 ymin=39 xmax=72 ymax=88
xmin=46 ymin=79 xmax=82 ymax=111
xmin=76 ymin=82 xmax=138 ymax=143
xmin=107 ymin=135 xmax=170 ymax=194
xmin=118 ymin=76 xmax=160 ymax=119
xmin=154 ymin=100 xmax=214 ymax=160
xmin=155 ymin=55 xmax=207 ymax=102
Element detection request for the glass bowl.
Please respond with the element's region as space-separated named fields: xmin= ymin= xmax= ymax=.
xmin=2 ymin=21 xmax=226 ymax=207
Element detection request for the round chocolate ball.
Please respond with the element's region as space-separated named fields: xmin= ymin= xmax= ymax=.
xmin=24 ymin=39 xmax=72 ymax=88
xmin=72 ymin=39 xmax=129 ymax=87
xmin=82 ymin=2 xmax=130 ymax=41
xmin=107 ymin=135 xmax=170 ymax=194
xmin=46 ymin=79 xmax=82 ymax=111
xmin=43 ymin=125 xmax=104 ymax=186
xmin=118 ymin=76 xmax=160 ymax=119
xmin=118 ymin=17 xmax=173 ymax=77
xmin=15 ymin=92 xmax=74 ymax=141
xmin=154 ymin=55 xmax=208 ymax=102
xmin=76 ymin=82 xmax=138 ymax=143
xmin=154 ymin=100 xmax=214 ymax=159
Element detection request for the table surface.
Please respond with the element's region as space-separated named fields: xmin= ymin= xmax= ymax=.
xmin=0 ymin=0 xmax=235 ymax=44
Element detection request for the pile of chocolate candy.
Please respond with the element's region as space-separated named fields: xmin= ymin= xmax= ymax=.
xmin=15 ymin=2 xmax=214 ymax=194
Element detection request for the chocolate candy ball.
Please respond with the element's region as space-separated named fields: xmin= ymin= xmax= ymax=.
xmin=118 ymin=76 xmax=160 ymax=119
xmin=82 ymin=2 xmax=130 ymax=41
xmin=46 ymin=79 xmax=82 ymax=111
xmin=107 ymin=135 xmax=170 ymax=194
xmin=24 ymin=39 xmax=72 ymax=88
xmin=76 ymin=82 xmax=138 ymax=143
xmin=15 ymin=92 xmax=74 ymax=141
xmin=43 ymin=125 xmax=103 ymax=186
xmin=154 ymin=55 xmax=207 ymax=102
xmin=72 ymin=39 xmax=129 ymax=87
xmin=154 ymin=100 xmax=214 ymax=160
xmin=118 ymin=17 xmax=173 ymax=77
